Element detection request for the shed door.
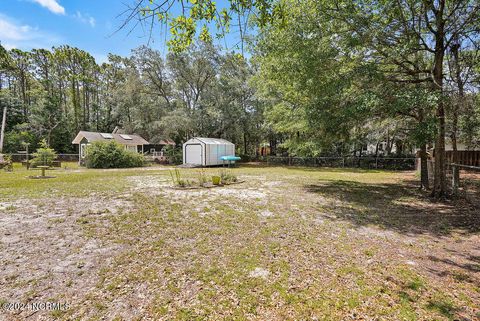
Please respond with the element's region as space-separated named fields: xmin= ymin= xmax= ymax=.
xmin=185 ymin=144 xmax=202 ymax=165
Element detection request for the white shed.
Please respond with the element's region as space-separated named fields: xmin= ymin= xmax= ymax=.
xmin=183 ymin=137 xmax=235 ymax=166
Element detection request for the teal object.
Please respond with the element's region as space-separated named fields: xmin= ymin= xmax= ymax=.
xmin=220 ymin=156 xmax=241 ymax=161
xmin=220 ymin=155 xmax=241 ymax=167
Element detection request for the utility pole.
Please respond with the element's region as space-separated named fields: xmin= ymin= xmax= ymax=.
xmin=0 ymin=107 xmax=6 ymax=154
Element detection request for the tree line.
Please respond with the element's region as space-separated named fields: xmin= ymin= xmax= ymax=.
xmin=0 ymin=42 xmax=265 ymax=155
xmin=1 ymin=0 xmax=480 ymax=196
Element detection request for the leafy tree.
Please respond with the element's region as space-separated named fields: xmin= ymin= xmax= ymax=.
xmin=252 ymin=0 xmax=373 ymax=157
xmin=30 ymin=139 xmax=57 ymax=167
xmin=3 ymin=125 xmax=37 ymax=154
xmin=30 ymin=95 xmax=63 ymax=146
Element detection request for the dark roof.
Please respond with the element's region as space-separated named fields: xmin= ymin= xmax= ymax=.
xmin=147 ymin=137 xmax=176 ymax=145
xmin=72 ymin=131 xmax=149 ymax=145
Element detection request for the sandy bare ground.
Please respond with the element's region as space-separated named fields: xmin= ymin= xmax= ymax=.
xmin=0 ymin=168 xmax=479 ymax=320
xmin=0 ymin=195 xmax=133 ymax=320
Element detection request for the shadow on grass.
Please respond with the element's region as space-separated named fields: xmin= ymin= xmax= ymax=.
xmin=304 ymin=179 xmax=480 ymax=236
xmin=429 ymin=255 xmax=480 ymax=272
xmin=426 ymin=299 xmax=458 ymax=319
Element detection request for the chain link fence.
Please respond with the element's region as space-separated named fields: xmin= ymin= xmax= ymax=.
xmin=9 ymin=153 xmax=80 ymax=163
xmin=241 ymin=156 xmax=416 ymax=170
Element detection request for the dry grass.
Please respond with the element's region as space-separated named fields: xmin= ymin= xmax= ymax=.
xmin=0 ymin=165 xmax=479 ymax=320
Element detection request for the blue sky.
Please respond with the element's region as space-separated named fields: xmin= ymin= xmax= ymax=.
xmin=0 ymin=0 xmax=247 ymax=63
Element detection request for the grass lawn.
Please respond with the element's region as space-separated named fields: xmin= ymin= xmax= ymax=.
xmin=0 ymin=164 xmax=479 ymax=320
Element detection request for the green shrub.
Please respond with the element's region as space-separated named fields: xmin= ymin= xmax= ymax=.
xmin=219 ymin=169 xmax=238 ymax=184
xmin=163 ymin=145 xmax=182 ymax=165
xmin=196 ymin=169 xmax=208 ymax=186
xmin=85 ymin=141 xmax=145 ymax=168
xmin=1 ymin=154 xmax=13 ymax=172
xmin=30 ymin=139 xmax=57 ymax=167
xmin=169 ymin=168 xmax=193 ymax=187
xmin=211 ymin=175 xmax=221 ymax=185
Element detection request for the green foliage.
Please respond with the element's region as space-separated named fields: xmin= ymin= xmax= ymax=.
xmin=1 ymin=154 xmax=13 ymax=172
xmin=211 ymin=175 xmax=221 ymax=185
xmin=3 ymin=126 xmax=37 ymax=154
xmin=169 ymin=168 xmax=193 ymax=187
xmin=30 ymin=139 xmax=57 ymax=167
xmin=0 ymin=92 xmax=26 ymax=131
xmin=253 ymin=0 xmax=372 ymax=156
xmin=163 ymin=145 xmax=183 ymax=165
xmin=85 ymin=141 xmax=145 ymax=169
xmin=30 ymin=95 xmax=62 ymax=146
xmin=219 ymin=169 xmax=237 ymax=184
xmin=124 ymin=0 xmax=284 ymax=52
xmin=460 ymin=95 xmax=480 ymax=149
xmin=1 ymin=41 xmax=264 ymax=156
xmin=196 ymin=168 xmax=208 ymax=186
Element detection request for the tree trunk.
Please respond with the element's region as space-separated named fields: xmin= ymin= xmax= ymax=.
xmin=47 ymin=130 xmax=52 ymax=146
xmin=0 ymin=107 xmax=7 ymax=154
xmin=450 ymin=41 xmax=464 ymax=187
xmin=243 ymin=132 xmax=247 ymax=155
xmin=386 ymin=129 xmax=390 ymax=156
xmin=420 ymin=144 xmax=429 ymax=190
xmin=432 ymin=2 xmax=447 ymax=198
xmin=396 ymin=140 xmax=403 ymax=156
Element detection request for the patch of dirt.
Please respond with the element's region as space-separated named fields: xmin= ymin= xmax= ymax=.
xmin=259 ymin=210 xmax=274 ymax=218
xmin=261 ymin=180 xmax=283 ymax=187
xmin=249 ymin=267 xmax=270 ymax=279
xmin=213 ymin=188 xmax=267 ymax=200
xmin=126 ymin=175 xmax=171 ymax=191
xmin=0 ymin=196 xmax=133 ymax=320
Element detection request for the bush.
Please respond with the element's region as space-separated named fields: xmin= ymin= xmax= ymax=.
xmin=1 ymin=154 xmax=13 ymax=172
xmin=219 ymin=169 xmax=238 ymax=184
xmin=169 ymin=168 xmax=194 ymax=187
xmin=163 ymin=145 xmax=182 ymax=165
xmin=30 ymin=139 xmax=57 ymax=167
xmin=85 ymin=141 xmax=145 ymax=168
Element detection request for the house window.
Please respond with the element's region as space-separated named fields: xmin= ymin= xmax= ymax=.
xmin=125 ymin=145 xmax=137 ymax=152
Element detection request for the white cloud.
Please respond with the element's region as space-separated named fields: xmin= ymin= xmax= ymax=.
xmin=74 ymin=11 xmax=95 ymax=28
xmin=31 ymin=0 xmax=65 ymax=15
xmin=0 ymin=17 xmax=33 ymax=41
xmin=2 ymin=43 xmax=18 ymax=50
xmin=0 ymin=14 xmax=61 ymax=50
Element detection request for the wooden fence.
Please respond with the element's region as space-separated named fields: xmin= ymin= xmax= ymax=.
xmin=446 ymin=151 xmax=480 ymax=167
